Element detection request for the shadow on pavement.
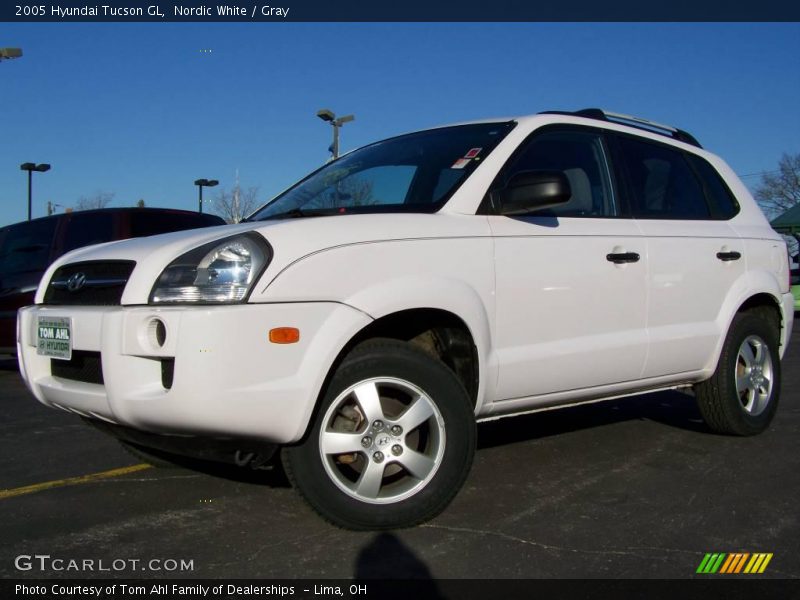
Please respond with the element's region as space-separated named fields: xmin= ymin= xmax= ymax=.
xmin=142 ymin=452 xmax=292 ymax=488
xmin=355 ymin=532 xmax=443 ymax=593
xmin=477 ymin=389 xmax=710 ymax=450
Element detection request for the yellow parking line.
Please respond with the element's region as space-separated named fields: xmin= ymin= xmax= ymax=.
xmin=0 ymin=464 xmax=152 ymax=500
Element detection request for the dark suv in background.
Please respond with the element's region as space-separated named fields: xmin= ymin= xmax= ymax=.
xmin=0 ymin=207 xmax=225 ymax=353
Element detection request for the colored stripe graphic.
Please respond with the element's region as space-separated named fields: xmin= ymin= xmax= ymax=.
xmin=733 ymin=553 xmax=750 ymax=573
xmin=720 ymin=553 xmax=749 ymax=573
xmin=696 ymin=554 xmax=713 ymax=573
xmin=698 ymin=552 xmax=773 ymax=574
xmin=697 ymin=553 xmax=727 ymax=573
xmin=719 ymin=554 xmax=735 ymax=573
xmin=744 ymin=553 xmax=773 ymax=574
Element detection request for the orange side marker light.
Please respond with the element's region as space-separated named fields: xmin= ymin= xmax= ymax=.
xmin=269 ymin=327 xmax=300 ymax=344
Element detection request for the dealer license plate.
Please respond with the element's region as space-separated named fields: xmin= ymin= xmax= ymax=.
xmin=36 ymin=316 xmax=72 ymax=360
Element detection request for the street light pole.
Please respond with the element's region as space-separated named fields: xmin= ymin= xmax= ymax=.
xmin=26 ymin=169 xmax=32 ymax=220
xmin=194 ymin=178 xmax=219 ymax=213
xmin=20 ymin=162 xmax=51 ymax=221
xmin=316 ymin=109 xmax=355 ymax=160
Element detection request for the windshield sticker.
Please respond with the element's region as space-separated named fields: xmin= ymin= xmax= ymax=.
xmin=451 ymin=158 xmax=471 ymax=169
xmin=464 ymin=148 xmax=482 ymax=159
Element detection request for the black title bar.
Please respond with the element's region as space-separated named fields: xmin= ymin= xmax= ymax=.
xmin=3 ymin=0 xmax=800 ymax=22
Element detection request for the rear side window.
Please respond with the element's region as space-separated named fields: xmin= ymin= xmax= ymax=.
xmin=686 ymin=154 xmax=740 ymax=220
xmin=0 ymin=219 xmax=57 ymax=275
xmin=130 ymin=212 xmax=218 ymax=237
xmin=63 ymin=212 xmax=116 ymax=252
xmin=617 ymin=136 xmax=710 ymax=220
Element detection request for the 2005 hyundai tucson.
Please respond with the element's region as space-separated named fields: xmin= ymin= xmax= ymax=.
xmin=18 ymin=109 xmax=794 ymax=530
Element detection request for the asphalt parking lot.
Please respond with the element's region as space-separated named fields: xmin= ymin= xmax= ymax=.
xmin=1 ymin=321 xmax=798 ymax=581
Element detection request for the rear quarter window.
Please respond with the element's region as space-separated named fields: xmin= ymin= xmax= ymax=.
xmin=616 ymin=135 xmax=711 ymax=220
xmin=685 ymin=154 xmax=740 ymax=220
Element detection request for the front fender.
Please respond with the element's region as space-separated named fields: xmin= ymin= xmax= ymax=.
xmin=252 ymin=237 xmax=498 ymax=414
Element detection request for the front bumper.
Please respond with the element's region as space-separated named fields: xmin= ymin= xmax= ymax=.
xmin=17 ymin=302 xmax=371 ymax=444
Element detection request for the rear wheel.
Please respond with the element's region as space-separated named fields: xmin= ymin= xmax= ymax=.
xmin=283 ymin=338 xmax=476 ymax=530
xmin=694 ymin=311 xmax=781 ymax=436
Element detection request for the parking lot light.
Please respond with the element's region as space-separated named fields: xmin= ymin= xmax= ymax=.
xmin=20 ymin=162 xmax=51 ymax=221
xmin=194 ymin=178 xmax=219 ymax=214
xmin=316 ymin=109 xmax=355 ymax=160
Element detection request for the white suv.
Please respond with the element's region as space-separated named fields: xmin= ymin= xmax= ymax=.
xmin=18 ymin=109 xmax=794 ymax=530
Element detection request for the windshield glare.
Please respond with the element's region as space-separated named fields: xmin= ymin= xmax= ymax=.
xmin=250 ymin=122 xmax=515 ymax=220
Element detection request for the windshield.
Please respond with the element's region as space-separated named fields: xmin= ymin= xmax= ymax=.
xmin=250 ymin=121 xmax=515 ymax=220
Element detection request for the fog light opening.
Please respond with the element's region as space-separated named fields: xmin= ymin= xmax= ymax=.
xmin=161 ymin=358 xmax=175 ymax=390
xmin=148 ymin=318 xmax=167 ymax=348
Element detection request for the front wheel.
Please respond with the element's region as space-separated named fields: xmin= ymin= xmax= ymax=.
xmin=694 ymin=311 xmax=781 ymax=436
xmin=283 ymin=338 xmax=476 ymax=530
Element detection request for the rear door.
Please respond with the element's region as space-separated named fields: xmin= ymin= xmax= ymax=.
xmin=611 ymin=134 xmax=745 ymax=377
xmin=489 ymin=126 xmax=648 ymax=401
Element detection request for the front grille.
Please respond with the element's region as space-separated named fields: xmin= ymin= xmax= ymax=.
xmin=43 ymin=261 xmax=135 ymax=306
xmin=51 ymin=351 xmax=104 ymax=384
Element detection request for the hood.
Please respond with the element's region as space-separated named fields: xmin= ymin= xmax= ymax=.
xmin=35 ymin=213 xmax=490 ymax=304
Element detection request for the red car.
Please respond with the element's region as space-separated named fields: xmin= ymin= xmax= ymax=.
xmin=0 ymin=208 xmax=225 ymax=354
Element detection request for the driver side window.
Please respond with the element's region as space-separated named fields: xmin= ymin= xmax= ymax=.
xmin=500 ymin=129 xmax=617 ymax=217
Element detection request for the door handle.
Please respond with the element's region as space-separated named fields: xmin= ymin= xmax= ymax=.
xmin=606 ymin=252 xmax=640 ymax=264
xmin=716 ymin=251 xmax=741 ymax=262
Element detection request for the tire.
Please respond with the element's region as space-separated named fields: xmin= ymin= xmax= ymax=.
xmin=119 ymin=441 xmax=185 ymax=469
xmin=694 ymin=311 xmax=781 ymax=436
xmin=283 ymin=338 xmax=476 ymax=530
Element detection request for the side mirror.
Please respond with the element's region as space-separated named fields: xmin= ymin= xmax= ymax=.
xmin=499 ymin=170 xmax=572 ymax=216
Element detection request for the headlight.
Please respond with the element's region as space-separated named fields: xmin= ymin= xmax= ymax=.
xmin=150 ymin=233 xmax=271 ymax=304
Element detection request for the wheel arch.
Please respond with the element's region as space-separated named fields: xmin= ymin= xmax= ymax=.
xmin=297 ymin=297 xmax=494 ymax=443
xmin=708 ymin=274 xmax=787 ymax=377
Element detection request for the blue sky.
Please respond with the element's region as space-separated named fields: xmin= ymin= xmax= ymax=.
xmin=1 ymin=23 xmax=799 ymax=226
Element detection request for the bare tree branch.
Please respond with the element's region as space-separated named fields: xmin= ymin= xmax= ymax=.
xmin=755 ymin=153 xmax=800 ymax=218
xmin=212 ymin=184 xmax=260 ymax=224
xmin=75 ymin=191 xmax=115 ymax=211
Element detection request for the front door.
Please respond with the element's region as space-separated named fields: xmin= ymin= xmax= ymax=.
xmin=489 ymin=127 xmax=648 ymax=401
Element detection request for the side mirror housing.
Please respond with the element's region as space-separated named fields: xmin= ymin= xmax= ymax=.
xmin=498 ymin=170 xmax=572 ymax=216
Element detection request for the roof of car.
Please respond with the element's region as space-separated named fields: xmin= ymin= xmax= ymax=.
xmin=1 ymin=207 xmax=225 ymax=231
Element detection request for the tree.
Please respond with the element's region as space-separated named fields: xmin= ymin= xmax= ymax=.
xmin=136 ymin=198 xmax=145 ymax=208
xmin=335 ymin=176 xmax=374 ymax=207
xmin=213 ymin=182 xmax=260 ymax=224
xmin=75 ymin=191 xmax=114 ymax=211
xmin=755 ymin=153 xmax=800 ymax=218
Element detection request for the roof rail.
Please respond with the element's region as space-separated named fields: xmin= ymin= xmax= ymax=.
xmin=539 ymin=108 xmax=702 ymax=148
